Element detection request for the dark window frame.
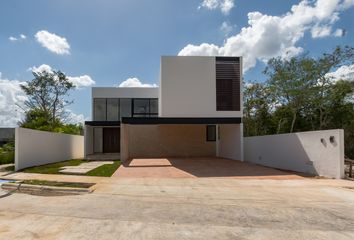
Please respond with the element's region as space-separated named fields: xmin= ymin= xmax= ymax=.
xmin=206 ymin=125 xmax=216 ymax=142
xmin=132 ymin=98 xmax=158 ymax=118
xmin=93 ymin=98 xmax=159 ymax=121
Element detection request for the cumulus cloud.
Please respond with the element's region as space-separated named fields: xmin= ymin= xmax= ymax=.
xmin=199 ymin=0 xmax=235 ymax=15
xmin=311 ymin=24 xmax=332 ymax=38
xmin=0 ymin=73 xmax=27 ymax=127
xmin=326 ymin=64 xmax=354 ymax=82
xmin=180 ymin=0 xmax=354 ymax=72
xmin=35 ymin=30 xmax=70 ymax=55
xmin=220 ymin=21 xmax=234 ymax=36
xmin=116 ymin=77 xmax=158 ymax=88
xmin=28 ymin=64 xmax=95 ymax=88
xmin=65 ymin=109 xmax=87 ymax=124
xmin=67 ymin=75 xmax=95 ymax=88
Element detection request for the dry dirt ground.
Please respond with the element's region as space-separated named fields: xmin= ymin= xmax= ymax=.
xmin=1 ymin=177 xmax=354 ymax=240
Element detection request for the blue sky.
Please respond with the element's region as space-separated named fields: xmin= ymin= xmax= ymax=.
xmin=0 ymin=0 xmax=354 ymax=126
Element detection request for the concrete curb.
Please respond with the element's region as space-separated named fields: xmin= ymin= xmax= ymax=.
xmin=1 ymin=182 xmax=93 ymax=195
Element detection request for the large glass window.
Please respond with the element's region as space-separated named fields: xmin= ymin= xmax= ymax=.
xmin=107 ymin=98 xmax=119 ymax=121
xmin=120 ymin=98 xmax=132 ymax=118
xmin=133 ymin=99 xmax=150 ymax=117
xmin=150 ymin=99 xmax=158 ymax=115
xmin=94 ymin=98 xmax=106 ymax=121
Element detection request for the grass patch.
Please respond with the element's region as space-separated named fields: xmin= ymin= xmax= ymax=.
xmin=1 ymin=165 xmax=15 ymax=172
xmin=86 ymin=161 xmax=121 ymax=177
xmin=22 ymin=180 xmax=94 ymax=188
xmin=22 ymin=159 xmax=121 ymax=177
xmin=23 ymin=159 xmax=89 ymax=174
xmin=0 ymin=151 xmax=14 ymax=165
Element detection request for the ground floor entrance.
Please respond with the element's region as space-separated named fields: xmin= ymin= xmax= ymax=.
xmin=84 ymin=125 xmax=120 ymax=156
xmin=103 ymin=128 xmax=120 ymax=153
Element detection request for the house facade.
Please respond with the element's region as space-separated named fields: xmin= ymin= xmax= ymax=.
xmin=85 ymin=56 xmax=243 ymax=162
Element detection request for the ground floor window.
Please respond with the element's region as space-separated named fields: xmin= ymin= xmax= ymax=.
xmin=206 ymin=125 xmax=216 ymax=142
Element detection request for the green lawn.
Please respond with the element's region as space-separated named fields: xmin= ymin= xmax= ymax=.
xmin=86 ymin=161 xmax=121 ymax=177
xmin=22 ymin=180 xmax=94 ymax=188
xmin=22 ymin=159 xmax=121 ymax=177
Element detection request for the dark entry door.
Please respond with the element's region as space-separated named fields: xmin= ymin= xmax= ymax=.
xmin=103 ymin=128 xmax=120 ymax=153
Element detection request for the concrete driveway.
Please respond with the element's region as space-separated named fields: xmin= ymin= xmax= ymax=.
xmin=113 ymin=157 xmax=305 ymax=179
xmin=1 ymin=177 xmax=354 ymax=239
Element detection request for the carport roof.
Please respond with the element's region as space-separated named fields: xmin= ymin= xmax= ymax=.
xmin=121 ymin=117 xmax=242 ymax=125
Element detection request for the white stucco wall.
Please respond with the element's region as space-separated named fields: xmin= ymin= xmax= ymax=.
xmin=218 ymin=124 xmax=243 ymax=161
xmin=159 ymin=56 xmax=243 ymax=118
xmin=92 ymin=87 xmax=159 ymax=99
xmin=244 ymin=129 xmax=345 ymax=179
xmin=15 ymin=128 xmax=84 ymax=171
xmin=84 ymin=125 xmax=93 ymax=156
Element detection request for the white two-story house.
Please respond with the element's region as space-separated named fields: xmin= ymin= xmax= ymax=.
xmin=85 ymin=56 xmax=243 ymax=162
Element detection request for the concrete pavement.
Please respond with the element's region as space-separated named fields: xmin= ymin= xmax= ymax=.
xmin=1 ymin=177 xmax=354 ymax=239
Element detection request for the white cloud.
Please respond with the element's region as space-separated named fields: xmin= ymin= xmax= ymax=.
xmin=35 ymin=30 xmax=70 ymax=55
xmin=9 ymin=36 xmax=17 ymax=41
xmin=326 ymin=64 xmax=354 ymax=82
xmin=67 ymin=75 xmax=95 ymax=88
xmin=220 ymin=21 xmax=234 ymax=36
xmin=311 ymin=24 xmax=332 ymax=38
xmin=334 ymin=28 xmax=346 ymax=37
xmin=199 ymin=0 xmax=235 ymax=15
xmin=28 ymin=64 xmax=95 ymax=88
xmin=65 ymin=109 xmax=87 ymax=124
xmin=8 ymin=33 xmax=27 ymax=42
xmin=180 ymin=0 xmax=354 ymax=72
xmin=0 ymin=73 xmax=27 ymax=127
xmin=116 ymin=77 xmax=158 ymax=88
xmin=28 ymin=64 xmax=53 ymax=73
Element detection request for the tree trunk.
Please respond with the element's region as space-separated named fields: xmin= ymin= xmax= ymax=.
xmin=290 ymin=111 xmax=297 ymax=133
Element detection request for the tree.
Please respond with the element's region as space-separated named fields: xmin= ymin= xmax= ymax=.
xmin=243 ymin=82 xmax=275 ymax=136
xmin=20 ymin=70 xmax=74 ymax=130
xmin=264 ymin=55 xmax=317 ymax=132
xmin=19 ymin=70 xmax=83 ymax=135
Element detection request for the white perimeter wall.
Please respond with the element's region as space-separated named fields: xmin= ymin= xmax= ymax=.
xmin=244 ymin=129 xmax=345 ymax=179
xmin=159 ymin=56 xmax=243 ymax=118
xmin=218 ymin=124 xmax=243 ymax=161
xmin=15 ymin=128 xmax=84 ymax=171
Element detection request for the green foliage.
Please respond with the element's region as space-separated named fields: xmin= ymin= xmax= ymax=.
xmin=19 ymin=70 xmax=83 ymax=135
xmin=244 ymin=46 xmax=354 ymax=158
xmin=0 ymin=142 xmax=15 ymax=165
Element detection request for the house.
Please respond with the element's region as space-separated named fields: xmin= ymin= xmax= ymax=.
xmin=84 ymin=56 xmax=243 ymax=162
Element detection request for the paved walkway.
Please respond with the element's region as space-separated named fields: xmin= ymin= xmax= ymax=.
xmin=113 ymin=157 xmax=306 ymax=179
xmin=1 ymin=177 xmax=354 ymax=239
xmin=59 ymin=161 xmax=114 ymax=174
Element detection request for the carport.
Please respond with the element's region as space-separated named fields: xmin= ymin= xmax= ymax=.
xmin=120 ymin=117 xmax=243 ymax=163
xmin=113 ymin=157 xmax=304 ymax=179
